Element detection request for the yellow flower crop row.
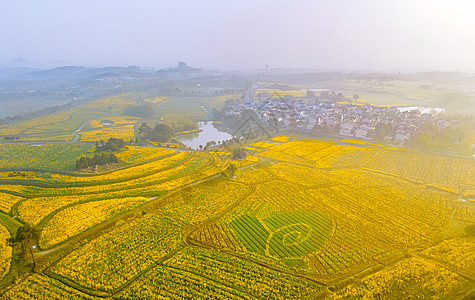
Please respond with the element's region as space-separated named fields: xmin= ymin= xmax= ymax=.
xmin=79 ymin=124 xmax=136 ymax=142
xmin=161 ymin=180 xmax=249 ymax=225
xmin=269 ymin=162 xmax=336 ymax=187
xmin=259 ymin=150 xmax=315 ymax=167
xmin=0 ymin=273 xmax=98 ymax=299
xmin=422 ymin=238 xmax=475 ymax=275
xmin=50 ymin=214 xmax=184 ymax=292
xmin=329 ymin=257 xmax=467 ymax=299
xmin=0 ymin=191 xmax=23 ymax=213
xmin=307 ymin=145 xmax=381 ymax=168
xmin=162 ymin=247 xmax=322 ymax=299
xmin=340 ymin=138 xmax=367 ymax=145
xmin=115 ymin=263 xmax=254 ymax=300
xmin=249 ymin=142 xmax=274 ymax=148
xmin=39 ymin=197 xmax=149 ymax=249
xmin=115 ymin=146 xmax=175 ymax=164
xmin=0 ymin=224 xmax=12 ymax=280
xmin=365 ymin=150 xmax=475 ymax=188
xmin=19 ymin=195 xmax=101 ymax=226
xmin=28 ymin=153 xmax=210 ymax=196
xmin=271 ymin=136 xmax=290 ymax=143
xmin=77 ymin=93 xmax=136 ymax=112
xmin=1 ymin=151 xmax=187 ymax=185
xmin=87 ymin=115 xmax=140 ymax=129
xmin=238 ymin=168 xmax=275 ymax=185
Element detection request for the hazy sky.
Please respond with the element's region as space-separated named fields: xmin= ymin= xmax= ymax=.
xmin=1 ymin=0 xmax=475 ymax=71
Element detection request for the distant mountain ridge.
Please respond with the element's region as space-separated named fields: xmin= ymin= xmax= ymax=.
xmin=28 ymin=65 xmax=154 ymax=79
xmin=6 ymin=56 xmax=37 ymax=68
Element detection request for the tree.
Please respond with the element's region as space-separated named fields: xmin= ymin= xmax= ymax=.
xmin=76 ymin=156 xmax=90 ymax=169
xmin=227 ymin=163 xmax=237 ymax=178
xmin=76 ymin=153 xmax=121 ymax=170
xmin=104 ymin=138 xmax=125 ymax=151
xmin=149 ymin=124 xmax=174 ymax=143
xmin=232 ymin=148 xmax=247 ymax=160
xmin=353 ymin=94 xmax=360 ymax=101
xmin=138 ymin=123 xmax=151 ymax=138
xmin=336 ymin=93 xmax=345 ymax=102
xmin=375 ymin=122 xmax=391 ymax=142
xmin=7 ymin=224 xmax=38 ymax=261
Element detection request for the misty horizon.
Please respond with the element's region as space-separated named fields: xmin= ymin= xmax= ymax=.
xmin=2 ymin=0 xmax=475 ymax=72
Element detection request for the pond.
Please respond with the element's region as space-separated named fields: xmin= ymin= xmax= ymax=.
xmin=178 ymin=122 xmax=233 ymax=149
xmin=397 ymin=106 xmax=445 ymax=114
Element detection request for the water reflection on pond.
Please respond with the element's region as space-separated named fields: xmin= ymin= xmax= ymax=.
xmin=178 ymin=122 xmax=233 ymax=149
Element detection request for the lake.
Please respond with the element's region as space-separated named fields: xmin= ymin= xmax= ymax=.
xmin=178 ymin=122 xmax=233 ymax=149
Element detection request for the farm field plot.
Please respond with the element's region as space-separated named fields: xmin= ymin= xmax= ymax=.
xmin=328 ymin=257 xmax=469 ymax=299
xmin=24 ymin=153 xmax=211 ymax=197
xmin=0 ymin=273 xmax=100 ymax=300
xmin=0 ymin=225 xmax=11 ymax=280
xmin=0 ymin=192 xmax=23 ymax=213
xmin=365 ymin=150 xmax=475 ymax=189
xmin=161 ymin=179 xmax=249 ymax=225
xmin=79 ymin=124 xmax=135 ymax=142
xmin=0 ymin=109 xmax=93 ymax=137
xmin=0 ymin=138 xmax=474 ymax=299
xmin=0 ymin=94 xmax=139 ymax=142
xmin=271 ymin=135 xmax=291 ymax=143
xmin=86 ymin=115 xmax=141 ymax=130
xmin=115 ymin=146 xmax=175 ymax=164
xmin=114 ymin=263 xmax=254 ymax=300
xmin=49 ymin=213 xmax=184 ymax=293
xmin=0 ymin=143 xmax=93 ymax=171
xmin=255 ymin=88 xmax=307 ymax=98
xmin=161 ymin=247 xmax=323 ymax=299
xmin=38 ymin=196 xmax=150 ymax=249
xmin=307 ymin=145 xmax=382 ymax=168
xmin=249 ymin=141 xmax=274 ymax=148
xmin=0 ymin=151 xmax=188 ymax=185
xmin=421 ymin=238 xmax=475 ymax=276
xmin=76 ymin=94 xmax=137 ymax=113
xmin=158 ymin=96 xmax=210 ymax=120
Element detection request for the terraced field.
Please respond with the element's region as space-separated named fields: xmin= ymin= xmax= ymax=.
xmin=0 ymin=134 xmax=474 ymax=299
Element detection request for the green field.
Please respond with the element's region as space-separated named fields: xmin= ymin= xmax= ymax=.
xmin=0 ymin=143 xmax=93 ymax=171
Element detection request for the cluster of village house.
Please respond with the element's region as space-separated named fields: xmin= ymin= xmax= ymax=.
xmin=225 ymin=94 xmax=456 ymax=145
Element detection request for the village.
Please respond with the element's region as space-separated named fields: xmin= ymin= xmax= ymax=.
xmin=224 ymin=89 xmax=458 ymax=145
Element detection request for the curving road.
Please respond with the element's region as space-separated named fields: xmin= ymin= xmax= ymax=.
xmin=69 ymin=116 xmax=100 ymax=143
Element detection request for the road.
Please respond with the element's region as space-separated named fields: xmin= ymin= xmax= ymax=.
xmin=69 ymin=116 xmax=100 ymax=143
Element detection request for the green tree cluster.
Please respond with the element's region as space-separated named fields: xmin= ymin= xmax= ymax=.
xmin=375 ymin=122 xmax=391 ymax=142
xmin=97 ymin=138 xmax=126 ymax=151
xmin=232 ymin=147 xmax=247 ymax=160
xmin=169 ymin=119 xmax=198 ymax=133
xmin=6 ymin=224 xmax=38 ymax=260
xmin=124 ymin=104 xmax=156 ymax=118
xmin=76 ymin=153 xmax=120 ymax=169
xmin=412 ymin=116 xmax=474 ymax=155
xmin=138 ymin=122 xmax=174 ymax=143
